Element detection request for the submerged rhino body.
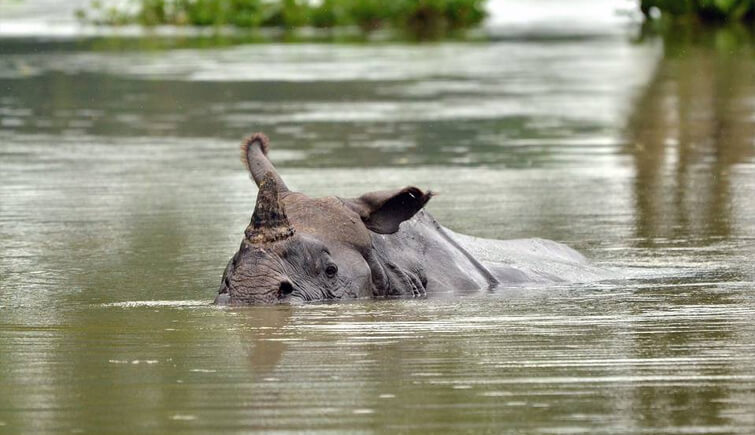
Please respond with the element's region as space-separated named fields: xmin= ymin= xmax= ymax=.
xmin=216 ymin=133 xmax=594 ymax=305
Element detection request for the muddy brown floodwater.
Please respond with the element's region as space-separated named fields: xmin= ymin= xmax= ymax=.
xmin=1 ymin=15 xmax=754 ymax=434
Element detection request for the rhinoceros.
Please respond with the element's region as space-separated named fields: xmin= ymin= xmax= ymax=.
xmin=216 ymin=133 xmax=597 ymax=305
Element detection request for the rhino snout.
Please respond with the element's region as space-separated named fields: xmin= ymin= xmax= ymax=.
xmin=214 ymin=292 xmax=231 ymax=305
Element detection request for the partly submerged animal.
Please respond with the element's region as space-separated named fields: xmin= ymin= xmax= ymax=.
xmin=216 ymin=133 xmax=598 ymax=305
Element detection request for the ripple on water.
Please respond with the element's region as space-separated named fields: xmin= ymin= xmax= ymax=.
xmin=98 ymin=300 xmax=212 ymax=308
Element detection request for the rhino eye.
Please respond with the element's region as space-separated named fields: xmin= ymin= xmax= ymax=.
xmin=325 ymin=264 xmax=338 ymax=278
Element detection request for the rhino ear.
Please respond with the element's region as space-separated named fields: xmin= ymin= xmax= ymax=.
xmin=345 ymin=187 xmax=433 ymax=234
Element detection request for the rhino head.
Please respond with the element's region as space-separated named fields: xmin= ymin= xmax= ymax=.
xmin=216 ymin=133 xmax=432 ymax=305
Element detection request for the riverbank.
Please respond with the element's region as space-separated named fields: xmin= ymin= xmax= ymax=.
xmin=0 ymin=0 xmax=633 ymax=40
xmin=641 ymin=0 xmax=755 ymax=22
xmin=80 ymin=0 xmax=486 ymax=40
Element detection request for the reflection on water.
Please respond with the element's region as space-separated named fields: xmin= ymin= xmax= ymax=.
xmin=626 ymin=26 xmax=755 ymax=249
xmin=1 ymin=23 xmax=755 ymax=433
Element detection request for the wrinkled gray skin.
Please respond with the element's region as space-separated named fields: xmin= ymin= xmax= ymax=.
xmin=217 ymin=133 xmax=590 ymax=305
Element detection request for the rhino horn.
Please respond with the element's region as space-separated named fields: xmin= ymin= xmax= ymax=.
xmin=241 ymin=133 xmax=289 ymax=193
xmin=245 ymin=172 xmax=295 ymax=244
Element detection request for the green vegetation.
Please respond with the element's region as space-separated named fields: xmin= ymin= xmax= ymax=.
xmin=641 ymin=0 xmax=755 ymax=22
xmin=79 ymin=0 xmax=487 ymax=39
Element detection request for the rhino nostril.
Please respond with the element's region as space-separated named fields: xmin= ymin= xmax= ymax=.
xmin=279 ymin=281 xmax=294 ymax=298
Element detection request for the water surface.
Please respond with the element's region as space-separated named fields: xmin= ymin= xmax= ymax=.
xmin=1 ymin=19 xmax=754 ymax=434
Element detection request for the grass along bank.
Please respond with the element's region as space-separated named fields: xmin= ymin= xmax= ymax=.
xmin=641 ymin=0 xmax=755 ymax=22
xmin=78 ymin=0 xmax=487 ymax=39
